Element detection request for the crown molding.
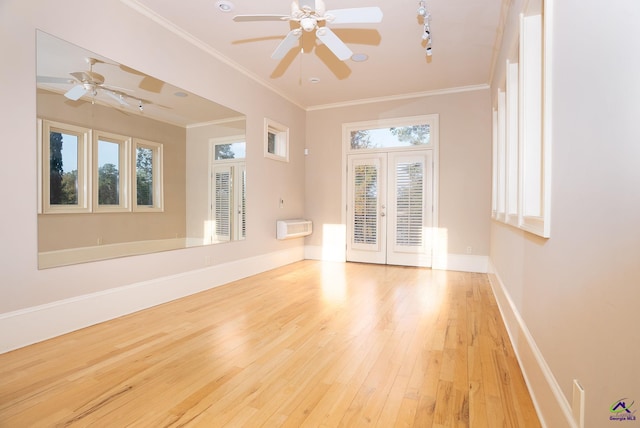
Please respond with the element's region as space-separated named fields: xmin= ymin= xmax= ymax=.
xmin=306 ymin=84 xmax=490 ymax=111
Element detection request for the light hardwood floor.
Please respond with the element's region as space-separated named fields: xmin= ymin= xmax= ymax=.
xmin=0 ymin=261 xmax=540 ymax=427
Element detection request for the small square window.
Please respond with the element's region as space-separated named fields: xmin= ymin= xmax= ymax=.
xmin=264 ymin=118 xmax=289 ymax=162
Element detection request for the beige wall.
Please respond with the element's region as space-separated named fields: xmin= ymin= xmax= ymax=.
xmin=489 ymin=1 xmax=640 ymax=426
xmin=305 ymin=89 xmax=492 ymax=257
xmin=37 ymin=90 xmax=187 ymax=251
xmin=0 ymin=0 xmax=305 ymax=314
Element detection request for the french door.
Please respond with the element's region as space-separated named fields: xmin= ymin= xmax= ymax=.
xmin=211 ymin=162 xmax=246 ymax=243
xmin=346 ymin=150 xmax=433 ymax=267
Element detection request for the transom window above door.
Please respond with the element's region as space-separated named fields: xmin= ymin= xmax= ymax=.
xmin=345 ymin=114 xmax=438 ymax=152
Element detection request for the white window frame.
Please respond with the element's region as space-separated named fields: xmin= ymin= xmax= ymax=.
xmin=39 ymin=119 xmax=91 ymax=214
xmin=495 ymin=89 xmax=507 ymax=222
xmin=519 ymin=11 xmax=551 ymax=237
xmin=92 ymin=130 xmax=131 ymax=212
xmin=133 ymin=138 xmax=164 ymax=212
xmin=344 ymin=114 xmax=437 ymax=154
xmin=264 ymin=118 xmax=289 ymax=162
xmin=210 ymin=136 xmax=247 ymax=242
xmin=490 ymin=3 xmax=552 ymax=238
xmin=505 ymin=59 xmax=520 ymax=226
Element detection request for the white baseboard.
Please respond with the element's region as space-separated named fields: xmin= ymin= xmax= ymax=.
xmin=487 ymin=261 xmax=576 ymax=428
xmin=305 ymin=246 xmax=488 ymax=273
xmin=304 ymin=245 xmax=346 ymax=262
xmin=432 ymin=253 xmax=489 ymax=273
xmin=0 ymin=247 xmax=304 ymax=354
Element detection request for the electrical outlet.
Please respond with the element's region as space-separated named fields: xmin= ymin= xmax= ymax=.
xmin=466 ymin=246 xmax=472 ymax=254
xmin=572 ymin=379 xmax=585 ymax=428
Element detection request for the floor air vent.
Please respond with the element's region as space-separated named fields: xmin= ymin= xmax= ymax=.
xmin=276 ymin=219 xmax=313 ymax=240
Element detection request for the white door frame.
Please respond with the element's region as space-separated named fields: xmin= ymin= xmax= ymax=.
xmin=340 ymin=114 xmax=440 ymax=266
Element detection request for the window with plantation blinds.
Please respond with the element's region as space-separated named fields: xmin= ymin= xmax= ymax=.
xmin=215 ymin=168 xmax=232 ymax=240
xmin=395 ymin=161 xmax=424 ymax=247
xmin=353 ymin=164 xmax=379 ymax=245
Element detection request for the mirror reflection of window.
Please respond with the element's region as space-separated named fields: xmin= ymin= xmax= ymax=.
xmin=49 ymin=131 xmax=79 ymax=205
xmin=97 ymin=140 xmax=121 ymax=205
xmin=212 ymin=140 xmax=246 ymax=243
xmin=39 ymin=119 xmax=90 ymax=214
xmin=134 ymin=139 xmax=163 ymax=212
xmin=92 ymin=131 xmax=130 ymax=212
xmin=136 ymin=146 xmax=154 ymax=206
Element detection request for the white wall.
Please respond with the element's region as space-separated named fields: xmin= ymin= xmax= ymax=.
xmin=0 ymin=0 xmax=306 ymax=352
xmin=305 ymin=89 xmax=492 ymax=268
xmin=489 ymin=1 xmax=640 ymax=427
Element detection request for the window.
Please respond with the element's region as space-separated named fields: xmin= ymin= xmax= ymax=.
xmin=39 ymin=119 xmax=90 ymax=213
xmin=491 ymin=5 xmax=551 ymax=238
xmin=345 ymin=115 xmax=436 ymax=152
xmin=211 ymin=138 xmax=246 ymax=242
xmin=39 ymin=119 xmax=164 ymax=215
xmin=134 ymin=139 xmax=163 ymax=212
xmin=93 ymin=131 xmax=130 ymax=212
xmin=264 ymin=118 xmax=288 ymax=161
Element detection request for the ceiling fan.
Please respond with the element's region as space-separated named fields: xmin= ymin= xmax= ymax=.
xmin=37 ymin=57 xmax=138 ymax=108
xmin=233 ymin=0 xmax=383 ymax=61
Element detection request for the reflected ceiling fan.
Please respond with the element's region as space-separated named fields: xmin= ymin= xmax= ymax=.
xmin=37 ymin=57 xmax=141 ymax=109
xmin=233 ymin=0 xmax=383 ymax=61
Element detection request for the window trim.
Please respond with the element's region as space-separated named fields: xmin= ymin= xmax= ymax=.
xmin=210 ymin=137 xmax=247 ymax=243
xmin=133 ymin=138 xmax=164 ymax=212
xmin=92 ymin=130 xmax=131 ymax=213
xmin=39 ymin=119 xmax=91 ymax=214
xmin=264 ymin=118 xmax=289 ymax=162
xmin=491 ymin=4 xmax=552 ymax=238
xmin=343 ymin=114 xmax=438 ymax=154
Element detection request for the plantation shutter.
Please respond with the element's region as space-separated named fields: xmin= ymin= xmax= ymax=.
xmin=214 ymin=166 xmax=232 ymax=242
xmin=394 ymin=161 xmax=424 ymax=247
xmin=353 ymin=164 xmax=379 ymax=245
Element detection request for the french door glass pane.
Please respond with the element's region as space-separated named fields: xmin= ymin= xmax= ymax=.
xmin=97 ymin=140 xmax=120 ymax=205
xmin=396 ymin=161 xmax=424 ymax=246
xmin=240 ymin=168 xmax=246 ymax=239
xmin=353 ymin=164 xmax=378 ymax=244
xmin=49 ymin=131 xmax=78 ymax=205
xmin=215 ymin=169 xmax=232 ymax=240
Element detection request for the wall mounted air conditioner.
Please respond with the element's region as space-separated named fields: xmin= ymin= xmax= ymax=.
xmin=276 ymin=219 xmax=312 ymax=240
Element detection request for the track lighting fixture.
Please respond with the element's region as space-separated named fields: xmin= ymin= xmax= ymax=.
xmin=417 ymin=0 xmax=432 ymax=57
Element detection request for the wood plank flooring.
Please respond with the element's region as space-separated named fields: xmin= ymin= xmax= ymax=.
xmin=0 ymin=261 xmax=540 ymax=427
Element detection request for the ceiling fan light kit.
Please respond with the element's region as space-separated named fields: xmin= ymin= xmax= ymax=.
xmin=233 ymin=0 xmax=383 ymax=62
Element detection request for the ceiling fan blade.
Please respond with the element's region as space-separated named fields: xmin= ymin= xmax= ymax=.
xmin=64 ymin=84 xmax=88 ymax=101
xmin=272 ymin=30 xmax=302 ymax=60
xmin=70 ymin=71 xmax=91 ymax=83
xmin=37 ymin=76 xmax=74 ymax=84
xmin=315 ymin=27 xmax=352 ymax=61
xmin=326 ymin=7 xmax=383 ymax=24
xmin=233 ymin=14 xmax=288 ymax=22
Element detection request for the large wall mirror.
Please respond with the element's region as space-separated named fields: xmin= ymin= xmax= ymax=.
xmin=36 ymin=31 xmax=247 ymax=269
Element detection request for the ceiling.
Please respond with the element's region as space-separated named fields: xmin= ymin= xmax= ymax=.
xmin=124 ymin=0 xmax=506 ymax=109
xmin=36 ymin=0 xmax=506 ymax=126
